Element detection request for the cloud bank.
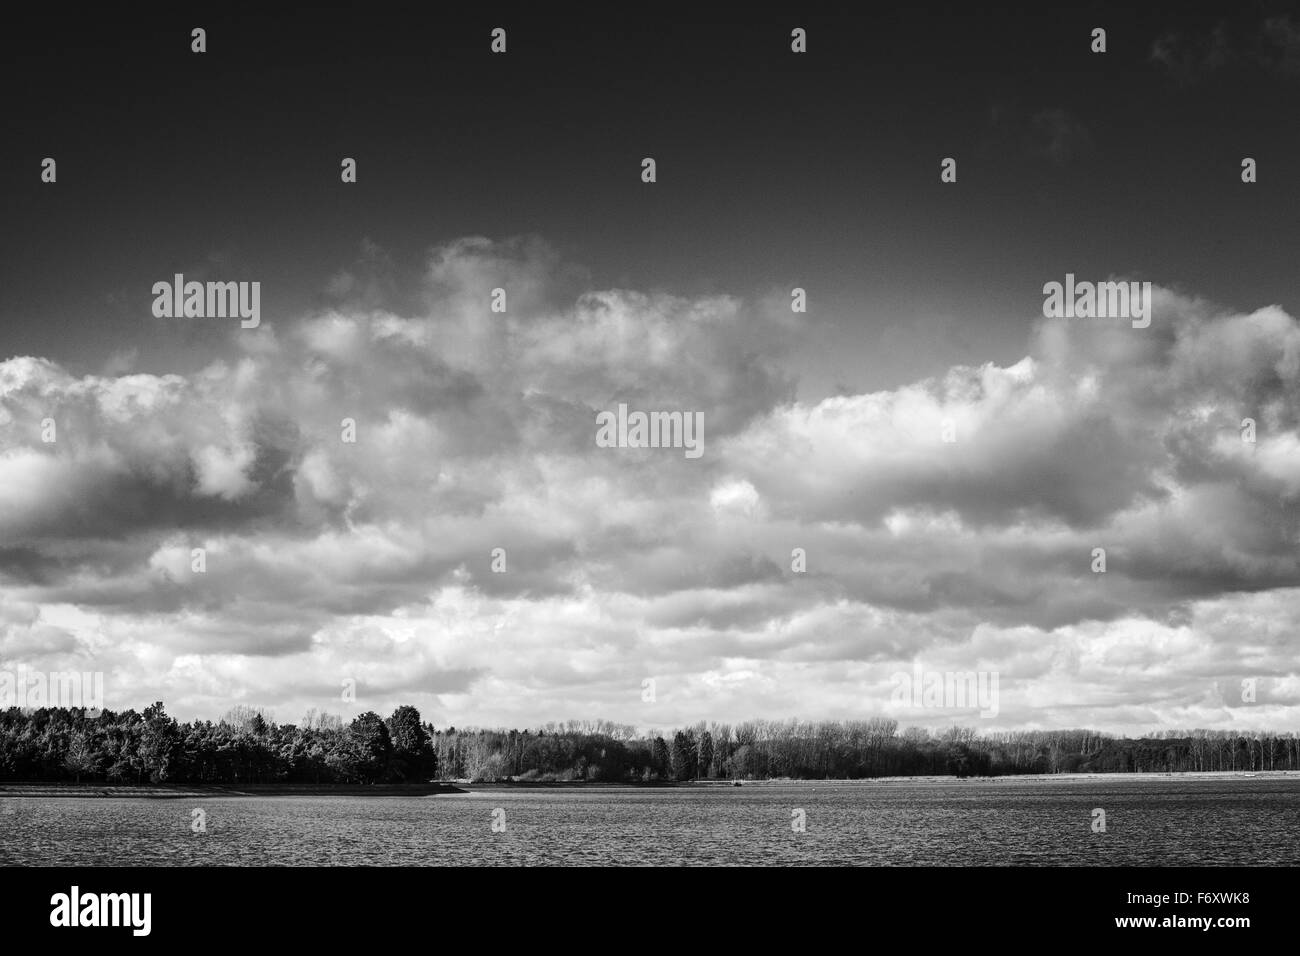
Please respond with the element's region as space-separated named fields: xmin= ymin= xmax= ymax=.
xmin=1 ymin=237 xmax=1297 ymax=734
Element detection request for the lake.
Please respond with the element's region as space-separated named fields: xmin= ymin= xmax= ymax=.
xmin=2 ymin=776 xmax=1297 ymax=866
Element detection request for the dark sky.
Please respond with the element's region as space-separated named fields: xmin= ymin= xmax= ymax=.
xmin=3 ymin=1 xmax=1299 ymax=393
xmin=0 ymin=0 xmax=1292 ymax=390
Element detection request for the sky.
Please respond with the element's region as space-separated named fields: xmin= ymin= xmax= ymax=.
xmin=0 ymin=3 xmax=1298 ymax=733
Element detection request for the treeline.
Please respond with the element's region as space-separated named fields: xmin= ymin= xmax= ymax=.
xmin=1 ymin=706 xmax=1298 ymax=785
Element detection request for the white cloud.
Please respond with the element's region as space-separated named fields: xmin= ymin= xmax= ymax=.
xmin=0 ymin=239 xmax=1297 ymax=732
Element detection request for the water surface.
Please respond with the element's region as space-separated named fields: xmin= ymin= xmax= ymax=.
xmin=2 ymin=777 xmax=1296 ymax=866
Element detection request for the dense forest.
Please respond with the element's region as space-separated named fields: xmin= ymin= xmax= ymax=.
xmin=1 ymin=704 xmax=1297 ymax=785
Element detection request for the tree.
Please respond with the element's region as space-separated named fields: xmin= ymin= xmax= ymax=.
xmin=670 ymin=731 xmax=696 ymax=781
xmin=221 ymin=705 xmax=266 ymax=734
xmin=348 ymin=712 xmax=393 ymax=783
xmin=651 ymin=736 xmax=671 ymax=780
xmin=681 ymin=728 xmax=699 ymax=778
xmin=386 ymin=706 xmax=436 ymax=780
xmin=727 ymin=744 xmax=753 ymax=780
xmin=138 ymin=702 xmax=178 ymax=784
xmin=698 ymin=731 xmax=715 ymax=780
xmin=64 ymin=731 xmax=101 ymax=783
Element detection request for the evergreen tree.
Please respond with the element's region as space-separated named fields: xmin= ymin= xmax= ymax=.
xmin=138 ymin=702 xmax=178 ymax=784
xmin=386 ymin=706 xmax=436 ymax=780
xmin=698 ymin=731 xmax=715 ymax=779
xmin=651 ymin=736 xmax=671 ymax=779
xmin=670 ymin=731 xmax=696 ymax=781
xmin=348 ymin=711 xmax=393 ymax=783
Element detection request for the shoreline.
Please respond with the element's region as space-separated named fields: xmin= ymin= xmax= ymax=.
xmin=0 ymin=782 xmax=468 ymax=799
xmin=2 ymin=769 xmax=1296 ymax=798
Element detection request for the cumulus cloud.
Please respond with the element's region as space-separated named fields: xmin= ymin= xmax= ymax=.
xmin=0 ymin=238 xmax=1297 ymax=734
